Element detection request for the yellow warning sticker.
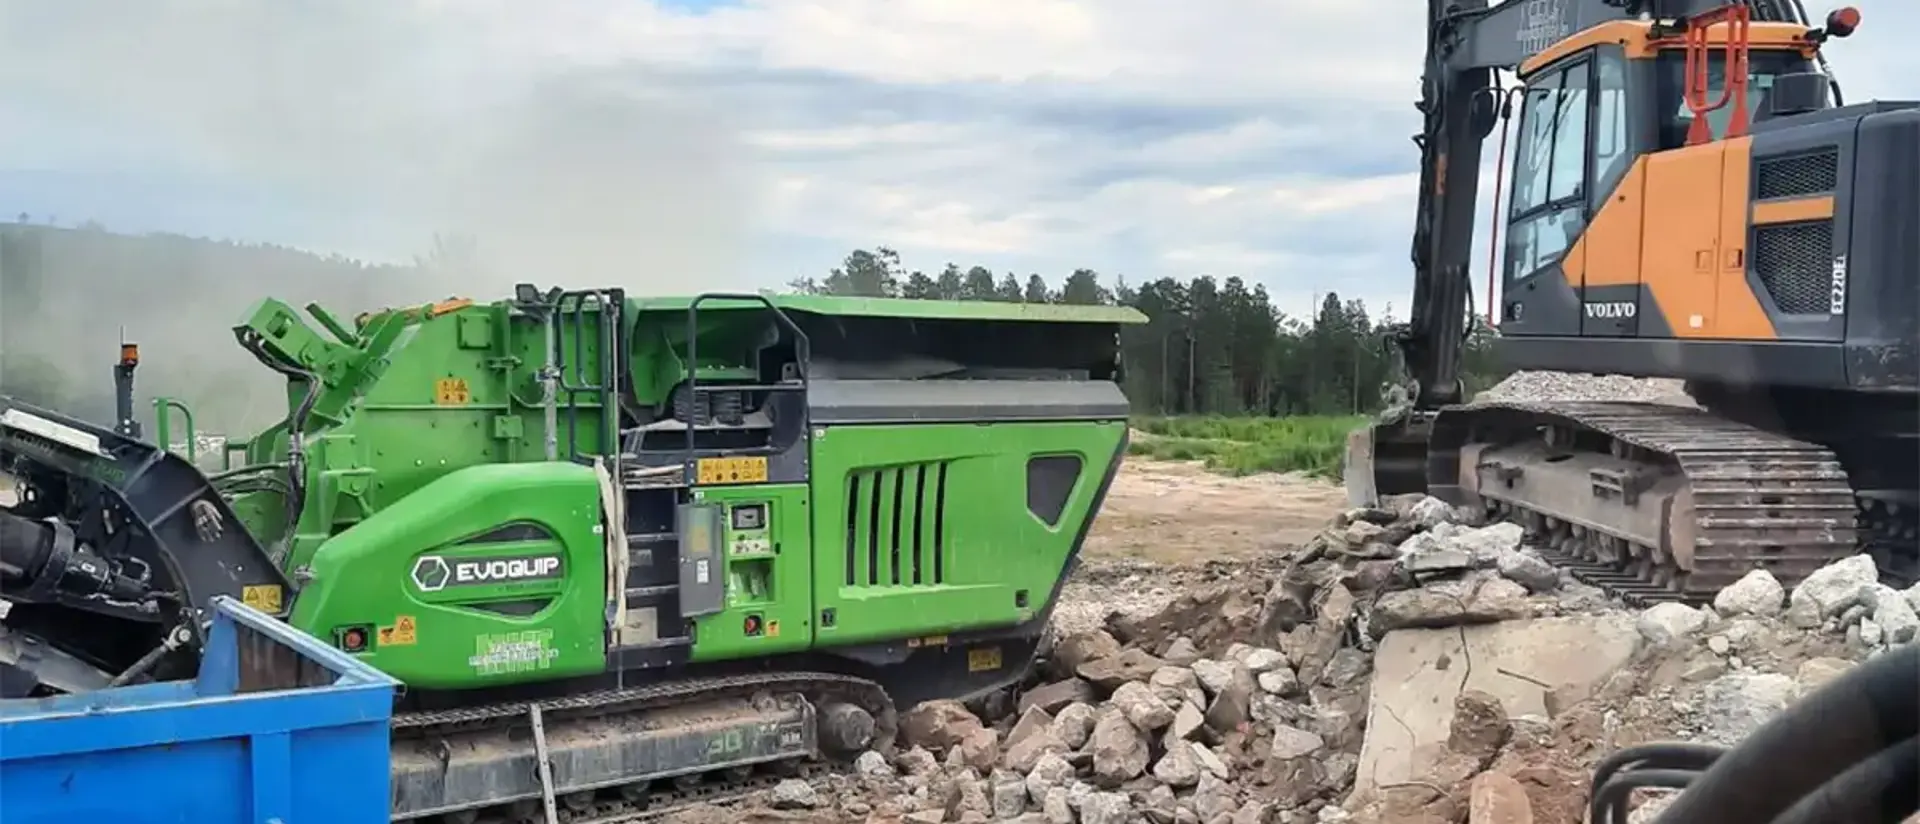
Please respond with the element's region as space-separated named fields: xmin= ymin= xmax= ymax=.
xmin=378 ymin=615 xmax=419 ymax=647
xmin=433 ymin=377 xmax=472 ymax=405
xmin=767 ymin=620 xmax=781 ymax=638
xmin=695 ymin=456 xmax=768 ymax=484
xmin=241 ymin=585 xmax=283 ymax=614
xmin=967 ymin=646 xmax=1003 ymax=673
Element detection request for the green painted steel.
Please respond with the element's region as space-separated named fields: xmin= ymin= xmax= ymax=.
xmin=287 ymin=462 xmax=608 ymax=688
xmin=189 ymin=286 xmax=1133 ymax=692
xmin=807 ymin=421 xmax=1127 ymax=647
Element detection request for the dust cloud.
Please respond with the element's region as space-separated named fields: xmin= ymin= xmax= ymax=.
xmin=0 ymin=1 xmax=762 ymax=432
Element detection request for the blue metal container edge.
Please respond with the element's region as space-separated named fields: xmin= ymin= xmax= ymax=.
xmin=0 ymin=595 xmax=401 ymax=824
xmin=204 ymin=594 xmax=401 ymax=688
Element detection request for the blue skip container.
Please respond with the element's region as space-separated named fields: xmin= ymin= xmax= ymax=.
xmin=0 ymin=596 xmax=400 ymax=824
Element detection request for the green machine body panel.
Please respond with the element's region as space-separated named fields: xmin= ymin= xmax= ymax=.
xmin=150 ymin=285 xmax=1144 ymax=696
xmin=807 ymin=421 xmax=1128 ymax=647
xmin=286 ymin=461 xmax=608 ymax=688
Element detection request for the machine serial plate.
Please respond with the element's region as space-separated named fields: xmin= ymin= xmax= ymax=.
xmin=967 ymin=646 xmax=1003 ymax=672
xmin=696 ymin=456 xmax=768 ymax=485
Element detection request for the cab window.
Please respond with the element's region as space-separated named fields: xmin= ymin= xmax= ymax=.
xmin=1506 ymin=59 xmax=1590 ymax=280
xmin=1655 ymin=50 xmax=1818 ymax=148
xmin=1592 ymin=50 xmax=1632 ymax=206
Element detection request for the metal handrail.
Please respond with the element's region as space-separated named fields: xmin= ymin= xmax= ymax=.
xmin=682 ymin=294 xmax=813 ymax=482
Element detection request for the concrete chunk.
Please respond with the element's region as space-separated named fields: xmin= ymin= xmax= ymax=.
xmin=1355 ymin=614 xmax=1640 ymax=798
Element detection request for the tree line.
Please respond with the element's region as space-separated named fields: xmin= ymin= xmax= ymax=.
xmin=0 ymin=224 xmax=1510 ymax=432
xmin=790 ymin=247 xmax=1510 ymax=417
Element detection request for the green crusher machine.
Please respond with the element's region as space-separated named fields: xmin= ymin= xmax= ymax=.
xmin=0 ymin=285 xmax=1144 ymax=822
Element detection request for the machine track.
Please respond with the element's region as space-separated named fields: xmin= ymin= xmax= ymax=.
xmin=389 ymin=671 xmax=896 ymax=824
xmin=560 ymin=764 xmax=832 ymax=824
xmin=1433 ymin=399 xmax=1866 ymax=607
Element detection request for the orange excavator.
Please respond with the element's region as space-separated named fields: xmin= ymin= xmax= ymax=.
xmin=1350 ymin=0 xmax=1915 ymax=605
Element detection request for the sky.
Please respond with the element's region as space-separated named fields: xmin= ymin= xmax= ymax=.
xmin=1 ymin=0 xmax=1914 ymax=320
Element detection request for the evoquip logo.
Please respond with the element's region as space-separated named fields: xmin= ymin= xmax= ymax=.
xmin=411 ymin=553 xmax=565 ymax=592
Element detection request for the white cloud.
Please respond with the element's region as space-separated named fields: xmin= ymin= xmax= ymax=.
xmin=1 ymin=0 xmax=1914 ymax=322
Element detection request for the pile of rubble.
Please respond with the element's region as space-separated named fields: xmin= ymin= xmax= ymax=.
xmin=734 ymin=496 xmax=1917 ymax=824
xmin=1475 ymin=371 xmax=1696 ymax=406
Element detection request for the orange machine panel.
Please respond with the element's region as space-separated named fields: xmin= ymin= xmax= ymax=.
xmin=1634 ymin=138 xmax=1778 ymax=341
xmin=1715 ymin=137 xmax=1781 ymax=341
xmin=1566 ymin=158 xmax=1650 ymax=290
xmin=1752 ymin=195 xmax=1836 ymax=224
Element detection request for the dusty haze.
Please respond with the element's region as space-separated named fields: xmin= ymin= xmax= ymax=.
xmin=0 ymin=0 xmax=764 ymax=433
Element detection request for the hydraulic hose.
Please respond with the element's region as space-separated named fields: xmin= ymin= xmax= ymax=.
xmin=0 ymin=508 xmax=53 ymax=576
xmin=237 ymin=330 xmax=318 ymax=559
xmin=1589 ymin=743 xmax=1727 ymax=824
xmin=1590 ymin=742 xmax=1725 ymax=796
xmin=277 ymin=366 xmax=320 ymax=550
xmin=0 ymin=509 xmax=147 ymax=601
xmin=1594 ymin=769 xmax=1702 ymax=824
xmin=1652 ymin=644 xmax=1919 ymax=824
xmin=1766 ymin=736 xmax=1919 ymax=824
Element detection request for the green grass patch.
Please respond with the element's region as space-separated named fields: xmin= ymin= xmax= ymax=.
xmin=1128 ymin=415 xmax=1368 ymax=479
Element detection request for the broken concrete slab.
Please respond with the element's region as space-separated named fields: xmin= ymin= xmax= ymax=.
xmin=1353 ymin=614 xmax=1641 ymax=799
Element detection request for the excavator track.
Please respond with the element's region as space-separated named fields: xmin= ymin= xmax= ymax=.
xmin=390 ymin=671 xmax=896 ymax=824
xmin=1431 ymin=400 xmax=1862 ymax=607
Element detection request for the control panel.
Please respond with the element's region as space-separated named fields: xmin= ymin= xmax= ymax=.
xmin=727 ymin=502 xmax=775 ymax=557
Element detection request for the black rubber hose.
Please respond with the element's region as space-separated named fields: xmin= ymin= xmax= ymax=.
xmin=0 ymin=509 xmax=52 ymax=578
xmin=1590 ymin=742 xmax=1725 ymax=797
xmin=1767 ymin=736 xmax=1920 ymax=824
xmin=1594 ymin=768 xmax=1702 ymax=824
xmin=1588 ymin=743 xmax=1726 ymax=824
xmin=1652 ymin=644 xmax=1919 ymax=824
xmin=0 ymin=510 xmax=147 ymax=600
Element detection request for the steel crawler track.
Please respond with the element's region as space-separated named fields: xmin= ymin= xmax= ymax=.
xmin=1437 ymin=400 xmax=1864 ymax=607
xmin=390 ymin=671 xmax=895 ymax=824
xmin=509 ymin=764 xmax=831 ymax=824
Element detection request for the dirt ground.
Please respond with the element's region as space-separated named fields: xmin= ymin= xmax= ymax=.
xmin=1083 ymin=458 xmax=1349 ymax=565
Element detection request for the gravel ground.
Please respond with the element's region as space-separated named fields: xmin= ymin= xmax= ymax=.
xmin=1050 ymin=560 xmax=1197 ymax=640
xmin=1478 ymin=370 xmax=1698 ymax=406
xmin=1049 ymin=555 xmax=1292 ymax=641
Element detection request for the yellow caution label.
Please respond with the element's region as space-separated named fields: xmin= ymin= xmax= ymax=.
xmin=967 ymin=646 xmax=1003 ymax=673
xmin=767 ymin=620 xmax=781 ymax=638
xmin=378 ymin=615 xmax=418 ymax=647
xmin=241 ymin=585 xmax=283 ymax=614
xmin=433 ymin=377 xmax=472 ymax=405
xmin=696 ymin=456 xmax=768 ymax=485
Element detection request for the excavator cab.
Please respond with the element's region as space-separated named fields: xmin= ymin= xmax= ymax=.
xmin=1493 ymin=6 xmax=1846 ymax=342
